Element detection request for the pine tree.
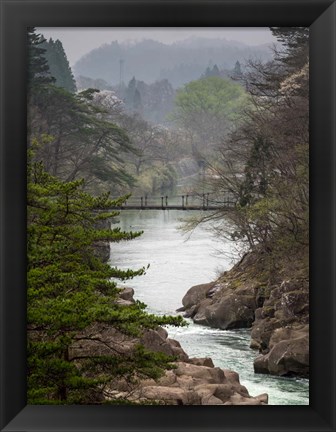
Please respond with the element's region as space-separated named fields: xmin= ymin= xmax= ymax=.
xmin=27 ymin=27 xmax=55 ymax=88
xmin=212 ymin=64 xmax=220 ymax=76
xmin=125 ymin=77 xmax=141 ymax=112
xmin=233 ymin=61 xmax=242 ymax=77
xmin=27 ymin=145 xmax=185 ymax=404
xmin=270 ymin=27 xmax=309 ymax=71
xmin=27 ymin=29 xmax=137 ymax=193
xmin=42 ymin=38 xmax=77 ymax=93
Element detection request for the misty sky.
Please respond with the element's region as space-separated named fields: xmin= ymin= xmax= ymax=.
xmin=37 ymin=27 xmax=276 ymax=67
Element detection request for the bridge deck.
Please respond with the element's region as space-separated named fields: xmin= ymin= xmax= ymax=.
xmin=109 ymin=193 xmax=235 ymax=211
xmin=112 ymin=205 xmax=228 ymax=211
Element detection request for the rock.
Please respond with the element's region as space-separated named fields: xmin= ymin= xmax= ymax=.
xmin=251 ymin=278 xmax=309 ymax=377
xmin=192 ymin=287 xmax=257 ymax=329
xmin=188 ymin=357 xmax=215 ymax=368
xmin=140 ymin=329 xmax=189 ymax=361
xmin=181 ymin=278 xmax=258 ymax=330
xmin=156 ymin=326 xmax=168 ymax=339
xmin=179 ymin=250 xmax=309 ymax=378
xmin=230 ymin=393 xmax=262 ymax=405
xmin=182 ymin=282 xmax=215 ymax=310
xmin=251 ymin=317 xmax=283 ymax=351
xmin=183 ymin=304 xmax=199 ymax=318
xmin=133 ymin=363 xmax=268 ymax=405
xmin=69 ymin=322 xmax=189 ymax=363
xmin=115 ymin=298 xmax=135 ymax=307
xmin=93 ymin=240 xmax=110 ymax=263
xmin=255 ymin=393 xmax=269 ymax=404
xmin=174 ymin=362 xmax=225 ymax=384
xmin=279 ymin=291 xmax=309 ymax=318
xmin=254 ymin=355 xmax=269 ymax=374
xmin=201 ymin=394 xmax=224 ymax=405
xmin=223 ymin=369 xmax=240 ymax=384
xmin=214 ymin=384 xmax=241 ymax=400
xmin=118 ymin=287 xmax=135 ymax=303
xmin=268 ymin=324 xmax=308 ymax=349
xmin=156 ymin=370 xmax=177 ymax=387
xmin=140 ymin=386 xmax=201 ymax=405
xmin=254 ymin=334 xmax=309 ymax=377
xmin=69 ymin=324 xmax=135 ymax=359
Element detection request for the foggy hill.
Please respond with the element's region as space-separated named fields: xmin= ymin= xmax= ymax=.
xmin=74 ymin=37 xmax=274 ymax=88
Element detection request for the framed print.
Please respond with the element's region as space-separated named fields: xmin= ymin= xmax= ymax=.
xmin=0 ymin=0 xmax=335 ymax=431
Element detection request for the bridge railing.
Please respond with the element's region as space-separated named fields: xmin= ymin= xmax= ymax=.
xmin=110 ymin=192 xmax=237 ymax=209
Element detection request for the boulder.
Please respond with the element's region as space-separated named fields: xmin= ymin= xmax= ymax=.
xmin=141 ymin=329 xmax=189 ymax=361
xmin=251 ymin=317 xmax=283 ymax=351
xmin=174 ymin=362 xmax=225 ymax=384
xmin=229 ymin=393 xmax=263 ymax=405
xmin=188 ymin=357 xmax=215 ymax=368
xmin=255 ymin=393 xmax=269 ymax=404
xmin=131 ymin=363 xmax=268 ymax=405
xmin=192 ymin=286 xmax=257 ymax=329
xmin=69 ymin=322 xmax=189 ymax=362
xmin=268 ymin=324 xmax=308 ymax=349
xmin=118 ymin=287 xmax=135 ymax=303
xmin=182 ymin=282 xmax=216 ymax=310
xmin=140 ymin=386 xmax=201 ymax=405
xmin=254 ymin=333 xmax=309 ymax=377
xmin=251 ymin=278 xmax=309 ymax=377
xmin=181 ymin=278 xmax=258 ymax=330
xmin=179 ymin=252 xmax=309 ymax=379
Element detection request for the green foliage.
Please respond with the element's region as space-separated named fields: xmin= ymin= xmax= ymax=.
xmin=27 ymin=152 xmax=184 ymax=404
xmin=41 ymin=38 xmax=77 ymax=93
xmin=27 ymin=27 xmax=55 ymax=88
xmin=174 ymin=76 xmax=246 ymax=121
xmin=134 ymin=164 xmax=177 ymax=195
xmin=172 ymin=76 xmax=248 ymax=159
xmin=270 ymin=27 xmax=309 ymax=70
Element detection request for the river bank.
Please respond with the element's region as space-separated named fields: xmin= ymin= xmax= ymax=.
xmin=180 ymin=249 xmax=309 ymax=378
xmin=109 ymin=210 xmax=309 ymax=405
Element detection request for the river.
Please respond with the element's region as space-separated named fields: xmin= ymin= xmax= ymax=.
xmin=109 ymin=209 xmax=309 ymax=405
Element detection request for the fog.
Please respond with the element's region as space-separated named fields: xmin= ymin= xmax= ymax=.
xmin=38 ymin=27 xmax=276 ymax=67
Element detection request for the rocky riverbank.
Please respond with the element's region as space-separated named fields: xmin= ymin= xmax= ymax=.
xmin=178 ymin=252 xmax=309 ymax=378
xmin=70 ymin=287 xmax=268 ymax=405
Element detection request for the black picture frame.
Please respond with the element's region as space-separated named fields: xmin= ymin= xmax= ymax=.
xmin=1 ymin=0 xmax=335 ymax=431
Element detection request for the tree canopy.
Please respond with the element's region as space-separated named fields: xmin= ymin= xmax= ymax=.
xmin=185 ymin=27 xmax=309 ymax=279
xmin=27 ymin=145 xmax=184 ymax=404
xmin=172 ymin=76 xmax=248 ymax=158
xmin=28 ymin=28 xmax=137 ymax=194
xmin=41 ymin=38 xmax=77 ymax=93
xmin=27 ymin=28 xmax=185 ymax=405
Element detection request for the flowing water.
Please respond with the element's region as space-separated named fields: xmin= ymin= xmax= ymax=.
xmin=109 ymin=210 xmax=309 ymax=405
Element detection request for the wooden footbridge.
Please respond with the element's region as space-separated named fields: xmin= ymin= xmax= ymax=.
xmin=111 ymin=192 xmax=236 ymax=211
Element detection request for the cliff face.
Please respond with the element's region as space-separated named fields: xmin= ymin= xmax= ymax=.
xmin=179 ymin=252 xmax=309 ymax=378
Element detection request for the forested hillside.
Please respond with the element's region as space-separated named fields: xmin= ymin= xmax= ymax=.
xmin=74 ymin=37 xmax=273 ymax=88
